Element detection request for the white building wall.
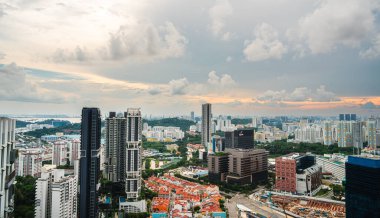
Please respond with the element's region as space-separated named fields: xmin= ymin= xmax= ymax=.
xmin=51 ymin=176 xmax=77 ymax=218
xmin=0 ymin=118 xmax=16 ymax=218
xmin=35 ymin=179 xmax=49 ymax=218
xmin=53 ymin=141 xmax=67 ymax=166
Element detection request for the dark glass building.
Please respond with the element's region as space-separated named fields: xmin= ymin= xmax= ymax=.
xmin=225 ymin=131 xmax=234 ymax=149
xmin=224 ymin=129 xmax=254 ymax=149
xmin=339 ymin=114 xmax=345 ymax=121
xmin=79 ymin=108 xmax=101 ymax=218
xmin=234 ymin=129 xmax=254 ymax=149
xmin=345 ymin=114 xmax=351 ymax=121
xmin=350 ymin=114 xmax=356 ymax=121
xmin=345 ymin=156 xmax=380 ymax=218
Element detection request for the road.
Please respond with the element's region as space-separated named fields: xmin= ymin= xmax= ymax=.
xmin=225 ymin=194 xmax=286 ymax=218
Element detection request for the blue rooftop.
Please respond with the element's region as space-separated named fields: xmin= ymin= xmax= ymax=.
xmin=348 ymin=156 xmax=380 ymax=168
xmin=212 ymin=212 xmax=227 ymax=218
xmin=152 ymin=213 xmax=168 ymax=218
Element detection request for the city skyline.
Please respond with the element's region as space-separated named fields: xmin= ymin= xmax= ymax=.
xmin=1 ymin=0 xmax=380 ymax=116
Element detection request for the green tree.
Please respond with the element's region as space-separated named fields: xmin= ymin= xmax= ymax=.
xmin=193 ymin=205 xmax=201 ymax=213
xmin=144 ymin=118 xmax=195 ymax=131
xmin=15 ymin=176 xmax=37 ymax=218
xmin=145 ymin=159 xmax=151 ymax=170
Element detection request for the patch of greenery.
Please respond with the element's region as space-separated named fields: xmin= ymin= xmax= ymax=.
xmin=16 ymin=120 xmax=32 ymax=128
xmin=315 ymin=188 xmax=330 ymax=196
xmin=143 ymin=141 xmax=168 ymax=153
xmin=231 ymin=118 xmax=252 ymax=125
xmin=144 ymin=118 xmax=195 ymax=131
xmin=25 ymin=123 xmax=81 ymax=138
xmin=15 ymin=176 xmax=37 ymax=218
xmin=139 ymin=186 xmax=157 ymax=200
xmin=256 ymin=141 xmax=354 ymax=156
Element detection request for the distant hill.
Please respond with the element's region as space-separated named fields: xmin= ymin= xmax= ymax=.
xmin=231 ymin=118 xmax=252 ymax=125
xmin=144 ymin=118 xmax=195 ymax=131
xmin=16 ymin=119 xmax=71 ymax=128
xmin=16 ymin=120 xmax=32 ymax=128
xmin=24 ymin=123 xmax=81 ymax=138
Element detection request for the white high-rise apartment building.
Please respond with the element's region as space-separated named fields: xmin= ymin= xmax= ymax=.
xmin=294 ymin=124 xmax=323 ymax=143
xmin=201 ymin=103 xmax=212 ymax=149
xmin=51 ymin=175 xmax=78 ymax=218
xmin=105 ymin=112 xmax=126 ymax=182
xmin=53 ymin=141 xmax=67 ymax=166
xmin=125 ymin=108 xmax=142 ymax=200
xmin=252 ymin=116 xmax=262 ymax=128
xmin=67 ymin=139 xmax=80 ymax=166
xmin=35 ymin=166 xmax=77 ymax=218
xmin=323 ymin=121 xmax=333 ymax=145
xmin=337 ymin=121 xmax=353 ymax=147
xmin=16 ymin=148 xmax=43 ymax=177
xmin=0 ymin=117 xmax=16 ymax=217
xmin=368 ymin=119 xmax=377 ymax=149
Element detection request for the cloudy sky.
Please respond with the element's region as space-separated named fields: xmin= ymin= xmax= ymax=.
xmin=0 ymin=0 xmax=380 ymax=116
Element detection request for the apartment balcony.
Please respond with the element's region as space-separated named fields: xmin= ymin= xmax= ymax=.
xmin=5 ymin=170 xmax=15 ymax=189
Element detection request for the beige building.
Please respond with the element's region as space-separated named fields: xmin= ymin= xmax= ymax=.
xmin=226 ymin=148 xmax=268 ymax=185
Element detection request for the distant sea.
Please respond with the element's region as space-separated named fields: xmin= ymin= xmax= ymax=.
xmin=15 ymin=117 xmax=81 ymax=123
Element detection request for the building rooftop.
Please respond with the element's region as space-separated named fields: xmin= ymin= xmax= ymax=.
xmin=348 ymin=155 xmax=380 ymax=168
xmin=279 ymin=152 xmax=308 ymax=160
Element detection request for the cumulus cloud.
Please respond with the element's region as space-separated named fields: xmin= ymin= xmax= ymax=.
xmin=51 ymin=20 xmax=187 ymax=63
xmin=52 ymin=46 xmax=90 ymax=63
xmin=209 ymin=0 xmax=234 ymax=41
xmin=168 ymin=78 xmax=189 ymax=95
xmin=360 ymin=34 xmax=380 ymax=59
xmin=257 ymin=85 xmax=339 ymax=102
xmin=162 ymin=71 xmax=236 ymax=96
xmin=361 ymin=101 xmax=380 ymax=109
xmin=207 ymin=71 xmax=236 ymax=87
xmin=244 ymin=23 xmax=287 ymax=61
xmin=105 ymin=21 xmax=187 ymax=61
xmin=147 ymin=86 xmax=162 ymax=95
xmin=288 ymin=0 xmax=379 ymax=54
xmin=0 ymin=63 xmax=69 ymax=103
xmin=313 ymin=85 xmax=340 ymax=102
xmin=0 ymin=3 xmax=13 ymax=18
xmin=257 ymin=90 xmax=287 ymax=102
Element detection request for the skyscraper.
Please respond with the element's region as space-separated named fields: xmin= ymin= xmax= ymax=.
xmin=337 ymin=121 xmax=352 ymax=147
xmin=350 ymin=114 xmax=357 ymax=121
xmin=105 ymin=112 xmax=126 ymax=182
xmin=233 ymin=129 xmax=254 ymax=149
xmin=201 ymin=103 xmax=212 ymax=150
xmin=125 ymin=108 xmax=142 ymax=200
xmin=190 ymin=111 xmax=195 ymax=121
xmin=52 ymin=141 xmax=67 ymax=166
xmin=323 ymin=121 xmax=332 ymax=145
xmin=345 ymin=155 xmax=380 ymax=218
xmin=0 ymin=117 xmax=16 ymax=217
xmin=224 ymin=129 xmax=254 ymax=149
xmin=368 ymin=119 xmax=376 ymax=149
xmin=352 ymin=122 xmax=364 ymax=149
xmin=79 ymin=108 xmax=101 ymax=218
xmin=339 ymin=114 xmax=344 ymax=121
xmin=345 ymin=114 xmax=351 ymax=121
